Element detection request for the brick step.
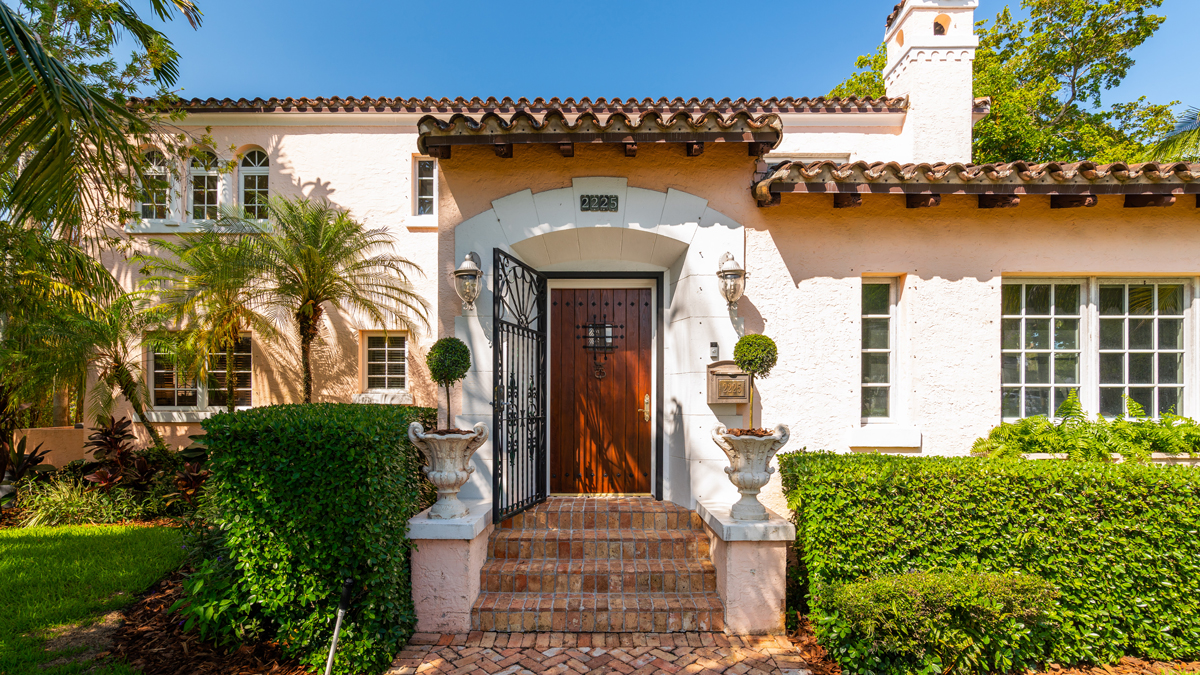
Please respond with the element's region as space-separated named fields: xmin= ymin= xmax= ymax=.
xmin=489 ymin=528 xmax=711 ymax=561
xmin=500 ymin=498 xmax=703 ymax=532
xmin=480 ymin=559 xmax=717 ymax=594
xmin=471 ymin=591 xmax=726 ymax=633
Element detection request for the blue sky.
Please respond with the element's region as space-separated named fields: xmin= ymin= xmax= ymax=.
xmin=158 ymin=0 xmax=1194 ymax=111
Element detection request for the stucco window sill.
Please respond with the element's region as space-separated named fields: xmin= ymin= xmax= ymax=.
xmin=353 ymin=391 xmax=413 ymax=405
xmin=846 ymin=424 xmax=922 ymax=449
xmin=136 ymin=410 xmax=221 ymax=423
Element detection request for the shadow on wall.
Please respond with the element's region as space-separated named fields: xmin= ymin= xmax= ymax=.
xmin=738 ymin=297 xmax=765 ymax=337
xmin=666 ymin=397 xmax=689 ymax=505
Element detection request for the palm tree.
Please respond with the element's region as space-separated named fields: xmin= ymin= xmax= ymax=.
xmin=1144 ymin=107 xmax=1200 ymax=163
xmin=0 ymin=1 xmax=201 ymax=233
xmin=137 ymin=223 xmax=280 ymax=413
xmin=37 ymin=293 xmax=170 ymax=447
xmin=227 ymin=197 xmax=429 ymax=403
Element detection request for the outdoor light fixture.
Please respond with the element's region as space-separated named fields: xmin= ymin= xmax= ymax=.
xmin=452 ymin=252 xmax=482 ymax=311
xmin=716 ymin=252 xmax=746 ymax=309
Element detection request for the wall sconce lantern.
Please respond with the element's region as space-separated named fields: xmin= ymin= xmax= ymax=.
xmin=716 ymin=252 xmax=747 ymax=309
xmin=452 ymin=252 xmax=482 ymax=311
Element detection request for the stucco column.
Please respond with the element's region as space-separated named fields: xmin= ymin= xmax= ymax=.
xmin=407 ymin=500 xmax=492 ymax=633
xmin=697 ymin=500 xmax=795 ymax=635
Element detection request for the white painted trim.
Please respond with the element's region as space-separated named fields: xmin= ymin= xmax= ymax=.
xmin=846 ymin=424 xmax=922 ymax=449
xmin=407 ymin=500 xmax=492 ymax=540
xmin=695 ymin=499 xmax=795 ymax=541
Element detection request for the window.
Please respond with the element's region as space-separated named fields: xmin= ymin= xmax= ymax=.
xmin=190 ymin=151 xmax=219 ymax=220
xmin=1098 ymin=282 xmax=1184 ymax=417
xmin=1000 ymin=279 xmax=1189 ymax=420
xmin=139 ymin=150 xmax=170 ymax=220
xmin=414 ymin=159 xmax=436 ymax=216
xmin=364 ymin=334 xmax=406 ymax=391
xmin=208 ymin=336 xmax=253 ymax=408
xmin=240 ymin=150 xmax=269 ymax=219
xmin=152 ymin=349 xmax=198 ymax=407
xmin=861 ymin=281 xmax=895 ymax=419
xmin=151 ymin=336 xmax=252 ymax=409
xmin=1001 ymin=283 xmax=1082 ymax=419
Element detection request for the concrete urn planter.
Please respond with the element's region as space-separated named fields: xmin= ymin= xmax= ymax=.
xmin=711 ymin=424 xmax=791 ymax=521
xmin=408 ymin=421 xmax=489 ymax=519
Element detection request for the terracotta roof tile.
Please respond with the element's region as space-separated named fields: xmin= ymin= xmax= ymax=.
xmin=752 ymin=160 xmax=1200 ymax=203
xmin=128 ymin=95 xmax=909 ymax=115
xmin=886 ymin=1 xmax=905 ymax=28
xmin=418 ymin=109 xmax=783 ymax=156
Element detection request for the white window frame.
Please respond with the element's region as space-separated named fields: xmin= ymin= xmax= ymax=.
xmin=413 ymin=157 xmax=437 ymax=218
xmin=1000 ymin=277 xmax=1194 ymax=421
xmin=137 ymin=150 xmax=173 ymax=223
xmin=147 ymin=333 xmax=253 ymax=415
xmin=360 ymin=331 xmax=408 ymax=394
xmin=1000 ymin=278 xmax=1087 ymax=421
xmin=238 ymin=149 xmax=269 ymax=220
xmin=861 ymin=278 xmax=898 ymax=423
xmin=189 ymin=150 xmax=221 ymax=222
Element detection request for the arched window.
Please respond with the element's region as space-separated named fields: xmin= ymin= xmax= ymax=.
xmin=140 ymin=150 xmax=170 ymax=220
xmin=190 ymin=151 xmax=220 ymax=220
xmin=240 ymin=150 xmax=269 ymax=219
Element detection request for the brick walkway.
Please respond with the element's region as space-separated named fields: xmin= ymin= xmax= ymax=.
xmin=386 ymin=632 xmax=811 ymax=675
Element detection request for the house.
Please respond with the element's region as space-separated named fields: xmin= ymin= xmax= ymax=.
xmin=29 ymin=0 xmax=1200 ymax=634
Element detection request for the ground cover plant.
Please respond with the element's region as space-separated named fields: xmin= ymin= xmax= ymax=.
xmin=973 ymin=392 xmax=1200 ymax=462
xmin=0 ymin=524 xmax=184 ymax=674
xmin=178 ymin=403 xmax=436 ymax=675
xmin=780 ymin=452 xmax=1200 ymax=672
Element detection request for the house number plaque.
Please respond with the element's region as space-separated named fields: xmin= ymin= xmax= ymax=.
xmin=706 ymin=360 xmax=752 ymax=405
xmin=580 ymin=195 xmax=618 ymax=212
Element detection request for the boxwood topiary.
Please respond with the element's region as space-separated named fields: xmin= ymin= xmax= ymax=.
xmin=183 ymin=403 xmax=436 ymax=675
xmin=426 ymin=337 xmax=471 ymax=429
xmin=733 ymin=333 xmax=778 ymax=429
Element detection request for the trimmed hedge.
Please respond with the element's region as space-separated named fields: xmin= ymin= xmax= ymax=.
xmin=815 ymin=571 xmax=1058 ymax=675
xmin=780 ymin=452 xmax=1200 ymax=668
xmin=186 ymin=404 xmax=436 ymax=675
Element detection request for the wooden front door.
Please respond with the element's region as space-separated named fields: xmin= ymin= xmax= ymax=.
xmin=550 ymin=288 xmax=652 ymax=494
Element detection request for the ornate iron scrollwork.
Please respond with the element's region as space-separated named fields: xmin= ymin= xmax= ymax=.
xmin=576 ymin=314 xmax=624 ymax=380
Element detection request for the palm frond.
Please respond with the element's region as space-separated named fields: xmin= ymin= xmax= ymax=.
xmin=1143 ymin=106 xmax=1200 ymax=162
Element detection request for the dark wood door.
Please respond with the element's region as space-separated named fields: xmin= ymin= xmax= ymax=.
xmin=550 ymin=288 xmax=652 ymax=494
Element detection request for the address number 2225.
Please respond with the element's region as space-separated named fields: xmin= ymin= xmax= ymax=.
xmin=580 ymin=195 xmax=618 ymax=212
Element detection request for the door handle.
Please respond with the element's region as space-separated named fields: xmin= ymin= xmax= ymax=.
xmin=636 ymin=394 xmax=650 ymax=422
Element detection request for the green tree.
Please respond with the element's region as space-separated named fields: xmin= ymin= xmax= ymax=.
xmin=426 ymin=337 xmax=470 ymax=429
xmin=33 ymin=293 xmax=170 ymax=447
xmin=137 ymin=225 xmax=280 ymax=413
xmin=0 ymin=0 xmax=201 ymax=235
xmin=228 ymin=197 xmax=430 ymax=404
xmin=825 ymin=0 xmax=1177 ymax=163
xmin=1143 ymin=106 xmax=1200 ymax=162
xmin=827 ymin=44 xmax=886 ymax=99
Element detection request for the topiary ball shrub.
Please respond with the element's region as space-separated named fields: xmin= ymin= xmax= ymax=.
xmin=733 ymin=334 xmax=777 ymax=379
xmin=184 ymin=403 xmax=437 ymax=675
xmin=426 ymin=337 xmax=471 ymax=429
xmin=814 ymin=571 xmax=1059 ymax=675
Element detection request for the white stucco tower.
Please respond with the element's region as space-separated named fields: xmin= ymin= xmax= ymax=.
xmin=884 ymin=0 xmax=979 ymax=163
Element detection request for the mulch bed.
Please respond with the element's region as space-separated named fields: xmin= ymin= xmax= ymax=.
xmin=105 ymin=570 xmax=314 ymax=675
xmin=786 ymin=613 xmax=1200 ymax=675
xmin=0 ymin=507 xmax=24 ymax=530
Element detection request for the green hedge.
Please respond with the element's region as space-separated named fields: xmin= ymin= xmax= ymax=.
xmin=186 ymin=404 xmax=436 ymax=675
xmin=815 ymin=571 xmax=1058 ymax=675
xmin=780 ymin=452 xmax=1200 ymax=668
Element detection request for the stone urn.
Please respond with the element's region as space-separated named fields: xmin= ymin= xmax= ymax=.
xmin=408 ymin=421 xmax=489 ymax=519
xmin=711 ymin=424 xmax=791 ymax=521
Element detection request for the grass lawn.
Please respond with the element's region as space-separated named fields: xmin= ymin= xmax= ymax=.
xmin=0 ymin=524 xmax=184 ymax=675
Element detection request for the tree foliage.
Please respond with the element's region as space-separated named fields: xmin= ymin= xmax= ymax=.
xmin=825 ymin=0 xmax=1179 ymax=163
xmin=426 ymin=337 xmax=470 ymax=429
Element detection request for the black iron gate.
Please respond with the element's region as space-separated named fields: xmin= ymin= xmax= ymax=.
xmin=492 ymin=249 xmax=548 ymax=523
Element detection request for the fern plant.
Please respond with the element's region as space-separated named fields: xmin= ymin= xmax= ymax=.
xmin=972 ymin=389 xmax=1200 ymax=462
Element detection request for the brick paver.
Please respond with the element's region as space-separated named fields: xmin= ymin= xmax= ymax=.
xmin=387 ymin=633 xmax=811 ymax=675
